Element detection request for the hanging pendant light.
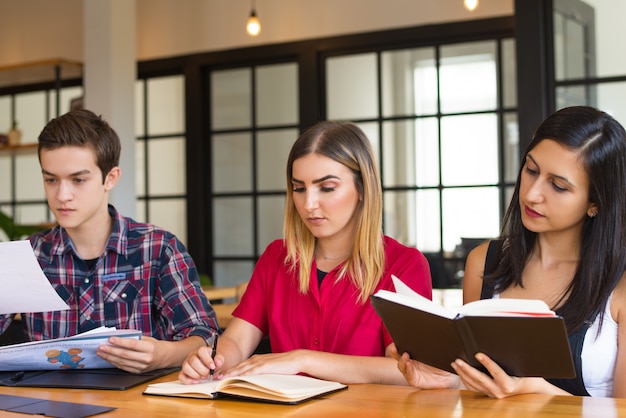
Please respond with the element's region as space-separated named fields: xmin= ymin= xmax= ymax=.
xmin=246 ymin=0 xmax=261 ymax=36
xmin=464 ymin=0 xmax=479 ymax=11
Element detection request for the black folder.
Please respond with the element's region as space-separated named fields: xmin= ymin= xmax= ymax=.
xmin=0 ymin=367 xmax=178 ymax=390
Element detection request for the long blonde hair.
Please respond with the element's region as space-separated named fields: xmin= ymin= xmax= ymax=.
xmin=283 ymin=121 xmax=385 ymax=303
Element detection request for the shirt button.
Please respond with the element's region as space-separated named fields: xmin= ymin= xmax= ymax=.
xmin=84 ymin=278 xmax=90 ymax=284
xmin=85 ymin=315 xmax=91 ymax=320
xmin=121 ymin=293 xmax=127 ymax=299
xmin=314 ymin=338 xmax=319 ymax=345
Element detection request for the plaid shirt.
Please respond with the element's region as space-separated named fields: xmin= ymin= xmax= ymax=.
xmin=1 ymin=205 xmax=218 ymax=343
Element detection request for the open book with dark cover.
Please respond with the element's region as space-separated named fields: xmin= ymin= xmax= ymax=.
xmin=143 ymin=374 xmax=348 ymax=404
xmin=371 ymin=276 xmax=575 ymax=378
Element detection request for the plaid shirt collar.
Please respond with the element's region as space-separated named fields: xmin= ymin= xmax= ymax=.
xmin=48 ymin=205 xmax=128 ymax=258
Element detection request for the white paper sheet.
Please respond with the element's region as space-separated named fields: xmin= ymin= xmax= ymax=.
xmin=0 ymin=240 xmax=70 ymax=314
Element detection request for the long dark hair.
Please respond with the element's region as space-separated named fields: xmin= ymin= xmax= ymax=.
xmin=485 ymin=106 xmax=626 ymax=333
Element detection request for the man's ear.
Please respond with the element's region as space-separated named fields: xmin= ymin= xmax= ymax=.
xmin=104 ymin=167 xmax=121 ymax=191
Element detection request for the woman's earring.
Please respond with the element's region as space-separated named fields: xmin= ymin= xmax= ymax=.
xmin=588 ymin=210 xmax=598 ymax=218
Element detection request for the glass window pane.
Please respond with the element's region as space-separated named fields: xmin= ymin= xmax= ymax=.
xmin=15 ymin=91 xmax=47 ymax=145
xmin=0 ymin=96 xmax=10 ymax=133
xmin=382 ymin=119 xmax=439 ymax=188
xmin=597 ymin=82 xmax=626 ymax=126
xmin=441 ymin=114 xmax=498 ymax=186
xmin=148 ymin=199 xmax=187 ymax=245
xmin=257 ymin=195 xmax=285 ymax=254
xmin=211 ymin=68 xmax=251 ymax=130
xmin=384 ymin=189 xmax=441 ymax=253
xmin=135 ymin=141 xmax=146 ymax=198
xmin=555 ymin=85 xmax=590 ymax=110
xmin=135 ymin=200 xmax=146 ymax=223
xmin=256 ymin=63 xmax=298 ymax=126
xmin=212 ymin=132 xmax=252 ymax=193
xmin=553 ymin=10 xmax=587 ymax=81
xmin=326 ymin=53 xmax=378 ymax=120
xmin=504 ymin=112 xmax=520 ymax=183
xmin=416 ymin=189 xmax=441 ymax=253
xmin=135 ymin=80 xmax=145 ymax=137
xmin=59 ymin=86 xmax=83 ymax=115
xmin=147 ymin=75 xmax=185 ymax=135
xmin=214 ymin=260 xmax=254 ymax=288
xmin=354 ymin=122 xmax=380 ymax=170
xmin=0 ymin=155 xmax=10 ymax=201
xmin=15 ymin=154 xmax=43 ymax=200
xmin=442 ymin=187 xmax=500 ymax=252
xmin=147 ymin=137 xmax=186 ymax=195
xmin=502 ymin=39 xmax=517 ymax=108
xmin=213 ymin=197 xmax=253 ymax=256
xmin=585 ymin=0 xmax=626 ymax=78
xmin=14 ymin=204 xmax=49 ymax=227
xmin=257 ymin=129 xmax=297 ymax=191
xmin=381 ymin=47 xmax=437 ymax=117
xmin=440 ymin=41 xmax=498 ymax=113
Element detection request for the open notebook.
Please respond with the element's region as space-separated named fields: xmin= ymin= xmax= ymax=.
xmin=143 ymin=374 xmax=347 ymax=404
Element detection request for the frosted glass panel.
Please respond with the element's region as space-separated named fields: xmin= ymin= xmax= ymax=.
xmin=135 ymin=80 xmax=145 ymax=137
xmin=213 ymin=197 xmax=253 ymax=256
xmin=502 ymin=39 xmax=517 ymax=108
xmin=213 ymin=132 xmax=252 ymax=192
xmin=597 ymin=82 xmax=626 ymax=131
xmin=0 ymin=155 xmax=10 ymax=200
xmin=382 ymin=118 xmax=439 ymax=188
xmin=15 ymin=91 xmax=47 ymax=144
xmin=147 ymin=76 xmax=185 ymax=135
xmin=442 ymin=187 xmax=499 ymax=252
xmin=384 ymin=189 xmax=441 ymax=252
xmin=381 ymin=47 xmax=437 ymax=117
xmin=148 ymin=199 xmax=187 ymax=245
xmin=211 ymin=68 xmax=251 ymax=130
xmin=440 ymin=41 xmax=497 ymax=113
xmin=256 ymin=63 xmax=298 ymax=126
xmin=15 ymin=154 xmax=44 ymax=200
xmin=147 ymin=137 xmax=185 ymax=195
xmin=503 ymin=112 xmax=520 ymax=183
xmin=213 ymin=260 xmax=254 ymax=288
xmin=441 ymin=114 xmax=498 ymax=186
xmin=58 ymin=86 xmax=84 ymax=115
xmin=326 ymin=53 xmax=378 ymax=120
xmin=15 ymin=204 xmax=49 ymax=225
xmin=256 ymin=129 xmax=297 ymax=191
xmin=257 ymin=195 xmax=285 ymax=253
xmin=135 ymin=141 xmax=146 ymax=198
xmin=0 ymin=96 xmax=10 ymax=133
xmin=553 ymin=10 xmax=586 ymax=81
xmin=354 ymin=122 xmax=380 ymax=169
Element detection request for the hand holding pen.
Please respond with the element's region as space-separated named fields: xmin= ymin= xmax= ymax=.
xmin=209 ymin=333 xmax=218 ymax=381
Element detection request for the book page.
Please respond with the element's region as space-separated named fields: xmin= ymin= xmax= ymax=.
xmin=144 ymin=374 xmax=347 ymax=401
xmin=0 ymin=327 xmax=142 ymax=371
xmin=373 ymin=289 xmax=455 ymax=319
xmin=457 ymin=298 xmax=555 ymax=317
xmin=0 ymin=240 xmax=70 ymax=314
xmin=379 ymin=276 xmax=555 ymax=318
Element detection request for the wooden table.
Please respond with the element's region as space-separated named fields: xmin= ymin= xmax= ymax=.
xmin=1 ymin=371 xmax=625 ymax=417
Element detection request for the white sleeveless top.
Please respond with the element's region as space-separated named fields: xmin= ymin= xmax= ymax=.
xmin=581 ymin=293 xmax=617 ymax=397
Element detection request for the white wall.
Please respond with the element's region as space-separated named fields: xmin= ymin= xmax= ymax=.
xmin=0 ymin=0 xmax=513 ymax=66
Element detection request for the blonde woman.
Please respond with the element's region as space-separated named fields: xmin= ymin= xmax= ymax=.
xmin=180 ymin=121 xmax=432 ymax=385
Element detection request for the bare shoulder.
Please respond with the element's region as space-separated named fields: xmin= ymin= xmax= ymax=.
xmin=462 ymin=241 xmax=491 ymax=303
xmin=611 ymin=272 xmax=626 ymax=323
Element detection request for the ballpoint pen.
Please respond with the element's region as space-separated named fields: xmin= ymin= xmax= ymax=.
xmin=209 ymin=333 xmax=218 ymax=381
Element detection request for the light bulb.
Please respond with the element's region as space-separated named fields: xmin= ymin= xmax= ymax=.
xmin=464 ymin=0 xmax=478 ymax=11
xmin=246 ymin=10 xmax=261 ymax=36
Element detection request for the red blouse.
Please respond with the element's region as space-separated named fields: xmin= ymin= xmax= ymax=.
xmin=233 ymin=236 xmax=432 ymax=356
